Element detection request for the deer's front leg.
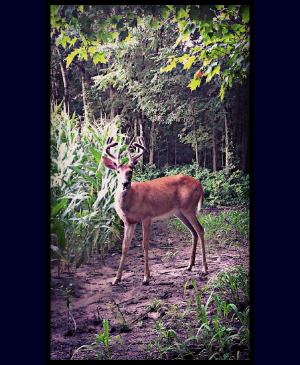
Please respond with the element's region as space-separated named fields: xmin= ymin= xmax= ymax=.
xmin=113 ymin=223 xmax=136 ymax=285
xmin=142 ymin=219 xmax=151 ymax=285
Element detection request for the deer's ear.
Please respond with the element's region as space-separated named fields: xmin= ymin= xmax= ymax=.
xmin=102 ymin=156 xmax=117 ymax=170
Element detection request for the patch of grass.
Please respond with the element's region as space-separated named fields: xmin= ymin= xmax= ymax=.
xmin=144 ymin=266 xmax=250 ymax=360
xmin=161 ymin=250 xmax=179 ymax=262
xmin=168 ymin=207 xmax=249 ymax=249
xmin=71 ymin=319 xmax=123 ymax=360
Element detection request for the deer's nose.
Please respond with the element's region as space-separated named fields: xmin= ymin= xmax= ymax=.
xmin=122 ymin=182 xmax=129 ymax=190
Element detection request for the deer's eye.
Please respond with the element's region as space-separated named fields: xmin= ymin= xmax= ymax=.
xmin=117 ymin=170 xmax=120 ymax=174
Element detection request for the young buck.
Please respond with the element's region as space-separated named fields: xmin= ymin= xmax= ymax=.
xmin=102 ymin=137 xmax=208 ymax=285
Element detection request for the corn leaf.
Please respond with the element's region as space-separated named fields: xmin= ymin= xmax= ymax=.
xmin=51 ymin=198 xmax=68 ymax=218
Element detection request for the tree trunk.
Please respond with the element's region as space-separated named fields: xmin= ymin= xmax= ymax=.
xmin=212 ymin=124 xmax=217 ymax=172
xmin=224 ymin=106 xmax=229 ymax=169
xmin=109 ymin=85 xmax=115 ymax=121
xmin=134 ymin=118 xmax=137 ymax=139
xmin=172 ymin=122 xmax=177 ymax=166
xmin=56 ymin=48 xmax=69 ymax=116
xmin=166 ymin=136 xmax=169 ymax=164
xmin=174 ymin=138 xmax=177 ymax=167
xmin=193 ymin=117 xmax=199 ymax=165
xmin=149 ymin=120 xmax=155 ymax=165
xmin=221 ymin=142 xmax=224 ymax=168
xmin=139 ymin=115 xmax=144 ymax=165
xmin=50 ymin=69 xmax=59 ymax=105
xmin=81 ymin=68 xmax=89 ymax=126
xmin=242 ymin=106 xmax=249 ymax=174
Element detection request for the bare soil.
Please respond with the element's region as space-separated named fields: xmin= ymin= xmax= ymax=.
xmin=50 ymin=209 xmax=249 ymax=360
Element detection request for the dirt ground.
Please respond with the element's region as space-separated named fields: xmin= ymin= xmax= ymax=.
xmin=50 ymin=209 xmax=249 ymax=360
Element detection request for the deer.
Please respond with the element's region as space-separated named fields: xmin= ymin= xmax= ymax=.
xmin=102 ymin=137 xmax=208 ymax=285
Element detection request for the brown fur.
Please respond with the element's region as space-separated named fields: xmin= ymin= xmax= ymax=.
xmin=102 ymin=153 xmax=208 ymax=285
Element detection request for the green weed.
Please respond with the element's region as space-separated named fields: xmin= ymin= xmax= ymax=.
xmin=147 ymin=266 xmax=250 ymax=360
xmin=71 ymin=319 xmax=122 ymax=360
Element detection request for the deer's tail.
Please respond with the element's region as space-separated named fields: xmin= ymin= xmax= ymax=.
xmin=197 ymin=194 xmax=204 ymax=214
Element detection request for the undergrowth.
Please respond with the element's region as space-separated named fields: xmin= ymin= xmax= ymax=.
xmin=145 ymin=265 xmax=250 ymax=360
xmin=168 ymin=207 xmax=249 ymax=250
xmin=71 ymin=265 xmax=250 ymax=360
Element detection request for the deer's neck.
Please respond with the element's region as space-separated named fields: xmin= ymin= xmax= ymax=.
xmin=115 ymin=183 xmax=133 ymax=212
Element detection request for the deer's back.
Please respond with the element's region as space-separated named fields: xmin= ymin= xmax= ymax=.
xmin=130 ymin=174 xmax=203 ymax=220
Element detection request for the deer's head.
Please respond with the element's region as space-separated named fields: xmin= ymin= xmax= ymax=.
xmin=102 ymin=137 xmax=146 ymax=191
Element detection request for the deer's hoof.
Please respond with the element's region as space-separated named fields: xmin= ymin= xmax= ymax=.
xmin=187 ymin=262 xmax=194 ymax=271
xmin=142 ymin=277 xmax=150 ymax=285
xmin=202 ymin=267 xmax=208 ymax=275
xmin=112 ymin=278 xmax=121 ymax=286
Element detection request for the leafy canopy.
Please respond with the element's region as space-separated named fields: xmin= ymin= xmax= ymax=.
xmin=50 ymin=5 xmax=250 ymax=99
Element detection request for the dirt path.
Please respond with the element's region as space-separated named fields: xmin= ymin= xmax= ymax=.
xmin=50 ymin=216 xmax=249 ymax=360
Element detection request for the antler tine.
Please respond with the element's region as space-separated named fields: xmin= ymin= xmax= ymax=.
xmin=105 ymin=137 xmax=121 ymax=165
xmin=133 ymin=136 xmax=147 ymax=151
xmin=130 ymin=137 xmax=146 ymax=164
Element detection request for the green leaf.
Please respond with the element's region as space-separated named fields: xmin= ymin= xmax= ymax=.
xmin=110 ymin=32 xmax=118 ymax=40
xmin=69 ymin=37 xmax=77 ymax=46
xmin=88 ymin=46 xmax=96 ymax=55
xmin=167 ymin=329 xmax=179 ymax=342
xmin=65 ymin=50 xmax=79 ymax=68
xmin=51 ymin=5 xmax=59 ymax=15
xmin=86 ymin=166 xmax=97 ymax=173
xmin=166 ymin=5 xmax=175 ymax=11
xmin=178 ymin=19 xmax=187 ymax=31
xmin=51 ymin=198 xmax=68 ymax=218
xmin=51 ymin=220 xmax=66 ymax=251
xmin=89 ymin=146 xmax=101 ymax=164
xmin=191 ymin=278 xmax=198 ymax=292
xmin=219 ymin=82 xmax=226 ymax=100
xmin=161 ymin=61 xmax=176 ymax=73
xmin=79 ymin=48 xmax=87 ymax=61
xmin=212 ymin=65 xmax=220 ymax=76
xmin=93 ymin=52 xmax=106 ymax=65
xmin=76 ymin=247 xmax=87 ymax=268
xmin=183 ymin=55 xmax=195 ymax=70
xmin=160 ymin=6 xmax=170 ymax=19
xmin=240 ymin=5 xmax=250 ymax=23
xmin=231 ymin=24 xmax=240 ymax=32
xmin=198 ymin=49 xmax=207 ymax=60
xmin=62 ymin=35 xmax=70 ymax=49
xmin=222 ymin=69 xmax=230 ymax=78
xmin=176 ymin=7 xmax=189 ymax=20
xmin=188 ymin=78 xmax=201 ymax=91
xmin=150 ymin=19 xmax=159 ymax=30
xmin=68 ymin=166 xmax=98 ymax=189
xmin=206 ymin=73 xmax=213 ymax=83
xmin=51 ymin=245 xmax=67 ymax=262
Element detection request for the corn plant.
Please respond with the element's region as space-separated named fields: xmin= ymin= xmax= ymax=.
xmin=148 ymin=268 xmax=250 ymax=360
xmin=71 ymin=319 xmax=122 ymax=360
xmin=50 ymin=102 xmax=127 ymax=275
xmin=215 ymin=265 xmax=250 ymax=306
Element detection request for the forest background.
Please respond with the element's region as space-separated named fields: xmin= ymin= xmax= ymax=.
xmin=50 ymin=5 xmax=250 ymax=360
xmin=50 ymin=3 xmax=250 ymax=270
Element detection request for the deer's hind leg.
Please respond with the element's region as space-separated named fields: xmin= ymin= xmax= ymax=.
xmin=176 ymin=210 xmax=208 ymax=274
xmin=174 ymin=212 xmax=198 ymax=271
